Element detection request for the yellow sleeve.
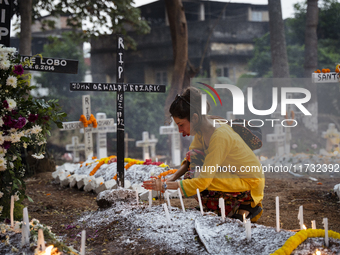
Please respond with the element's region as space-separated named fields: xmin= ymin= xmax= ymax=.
xmin=188 ymin=133 xmax=204 ymax=151
xmin=180 ymin=129 xmax=233 ymax=197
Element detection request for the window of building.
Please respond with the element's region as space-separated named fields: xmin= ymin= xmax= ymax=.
xmin=216 ymin=67 xmax=229 ymax=77
xmin=156 ymin=71 xmax=168 ymax=85
xmin=251 ymin=11 xmax=263 ymax=22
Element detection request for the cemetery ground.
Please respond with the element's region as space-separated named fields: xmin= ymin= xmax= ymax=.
xmin=20 ymin=171 xmax=340 ymax=255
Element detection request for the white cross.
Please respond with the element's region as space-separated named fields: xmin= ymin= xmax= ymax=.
xmin=322 ymin=123 xmax=340 ymax=152
xmin=136 ymin=131 xmax=158 ymax=161
xmin=60 ymin=95 xmax=115 ymax=160
xmin=267 ymin=124 xmax=286 ymax=156
xmin=80 ymin=113 xmax=116 ymax=159
xmin=65 ymin=136 xmax=85 ymax=162
xmin=160 ymin=119 xmax=181 ymax=166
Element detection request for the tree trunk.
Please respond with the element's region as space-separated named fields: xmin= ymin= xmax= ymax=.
xmin=268 ymin=0 xmax=290 ymax=78
xmin=302 ymin=0 xmax=319 ymax=133
xmin=164 ymin=0 xmax=189 ymax=118
xmin=19 ymin=0 xmax=32 ymax=55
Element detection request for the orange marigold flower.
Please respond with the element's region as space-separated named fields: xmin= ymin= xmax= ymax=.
xmin=158 ymin=169 xmax=178 ymax=179
xmin=113 ymin=174 xmax=117 ymax=180
xmin=92 ymin=156 xmax=97 ymax=160
xmin=100 ymin=182 xmax=103 ymax=185
xmin=67 ymin=174 xmax=71 ymax=177
xmin=46 ymin=193 xmax=51 ymax=196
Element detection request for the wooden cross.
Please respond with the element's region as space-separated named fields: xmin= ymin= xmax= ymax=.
xmin=136 ymin=131 xmax=158 ymax=161
xmin=159 ymin=119 xmax=181 ymax=166
xmin=112 ymin=133 xmax=135 ymax=158
xmin=266 ymin=124 xmax=286 ymax=156
xmin=0 ymin=0 xmax=78 ymax=74
xmin=65 ymin=136 xmax=85 ymax=162
xmin=60 ymin=95 xmax=115 ymax=159
xmin=69 ymin=35 xmax=166 ymax=187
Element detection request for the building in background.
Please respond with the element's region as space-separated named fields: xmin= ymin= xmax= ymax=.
xmin=91 ymin=0 xmax=269 ymax=85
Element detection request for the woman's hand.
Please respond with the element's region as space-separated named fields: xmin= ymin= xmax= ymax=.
xmin=142 ymin=178 xmax=162 ymax=191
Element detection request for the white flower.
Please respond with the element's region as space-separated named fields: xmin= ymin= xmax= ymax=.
xmin=0 ymin=135 xmax=4 ymax=145
xmin=32 ymin=153 xmax=44 ymax=159
xmin=0 ymin=147 xmax=6 ymax=154
xmin=13 ymin=193 xmax=19 ymax=201
xmin=6 ymin=76 xmax=17 ymax=88
xmin=9 ymin=162 xmax=13 ymax=168
xmin=0 ymin=157 xmax=6 ymax=167
xmin=0 ymin=52 xmax=7 ymax=60
xmin=0 ymin=59 xmax=10 ymax=70
xmin=0 ymin=206 xmax=3 ymax=213
xmin=12 ymin=155 xmax=17 ymax=161
xmin=10 ymin=133 xmax=21 ymax=143
xmin=0 ymin=118 xmax=3 ymax=127
xmin=31 ymin=125 xmax=42 ymax=134
xmin=0 ymin=192 xmax=3 ymax=198
xmin=6 ymin=98 xmax=16 ymax=110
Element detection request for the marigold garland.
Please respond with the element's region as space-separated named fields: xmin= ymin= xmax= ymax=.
xmin=271 ymin=229 xmax=340 ymax=255
xmin=89 ymin=155 xmax=116 ymax=176
xmin=158 ymin=169 xmax=178 ymax=179
xmin=79 ymin=114 xmax=98 ymax=128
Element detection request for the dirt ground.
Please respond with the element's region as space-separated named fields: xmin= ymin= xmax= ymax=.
xmin=21 ymin=172 xmax=340 ymax=255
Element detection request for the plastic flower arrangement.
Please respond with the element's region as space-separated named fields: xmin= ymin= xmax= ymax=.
xmin=0 ymin=45 xmax=66 ymax=220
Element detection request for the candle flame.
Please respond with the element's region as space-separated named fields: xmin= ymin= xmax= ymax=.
xmin=38 ymin=245 xmax=53 ymax=255
xmin=243 ymin=213 xmax=246 ymax=222
xmin=303 ymin=224 xmax=307 ymax=230
xmin=316 ymin=249 xmax=321 ymax=255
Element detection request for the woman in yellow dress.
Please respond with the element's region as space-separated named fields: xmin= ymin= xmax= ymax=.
xmin=143 ymin=87 xmax=265 ymax=222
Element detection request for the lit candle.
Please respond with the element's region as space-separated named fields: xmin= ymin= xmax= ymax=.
xmin=165 ymin=190 xmax=171 ymax=209
xmin=196 ymin=188 xmax=204 ymax=216
xmin=219 ymin=198 xmax=225 ymax=222
xmin=37 ymin=228 xmax=45 ymax=251
xmin=148 ymin=190 xmax=152 ymax=209
xmin=323 ymin=218 xmax=329 ymax=247
xmin=163 ymin=203 xmax=172 ymax=226
xmin=10 ymin=195 xmax=14 ymax=228
xmin=243 ymin=213 xmax=246 ymax=224
xmin=298 ymin=205 xmax=304 ymax=230
xmin=245 ymin=219 xmax=251 ymax=241
xmin=177 ymin=188 xmax=185 ymax=212
xmin=21 ymin=207 xmax=30 ymax=246
xmin=276 ymin=196 xmax=280 ymax=232
xmin=135 ymin=189 xmax=139 ymax=206
xmin=311 ymin=220 xmax=316 ymax=229
xmin=80 ymin=230 xmax=86 ymax=255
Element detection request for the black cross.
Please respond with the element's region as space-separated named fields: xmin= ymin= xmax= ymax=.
xmin=69 ymin=35 xmax=166 ymax=187
xmin=0 ymin=0 xmax=78 ymax=74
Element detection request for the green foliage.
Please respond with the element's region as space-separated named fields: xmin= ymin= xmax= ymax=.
xmin=35 ymin=33 xmax=87 ymax=96
xmin=30 ymin=0 xmax=150 ymax=49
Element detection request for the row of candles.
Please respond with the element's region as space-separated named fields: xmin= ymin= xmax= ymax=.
xmin=9 ymin=195 xmax=86 ymax=254
xmin=145 ymin=190 xmax=332 ymax=245
xmin=7 ymin=190 xmax=332 ymax=253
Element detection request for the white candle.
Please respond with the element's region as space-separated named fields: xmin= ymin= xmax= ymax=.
xmin=37 ymin=228 xmax=46 ymax=251
xmin=163 ymin=203 xmax=172 ymax=226
xmin=165 ymin=190 xmax=171 ymax=209
xmin=276 ymin=196 xmax=280 ymax=232
xmin=196 ymin=188 xmax=204 ymax=215
xmin=245 ymin=219 xmax=251 ymax=241
xmin=298 ymin=205 xmax=304 ymax=230
xmin=80 ymin=230 xmax=86 ymax=255
xmin=10 ymin=195 xmax=14 ymax=228
xmin=21 ymin=207 xmax=30 ymax=246
xmin=178 ymin=188 xmax=185 ymax=212
xmin=135 ymin=189 xmax=139 ymax=206
xmin=311 ymin=220 xmax=316 ymax=229
xmin=156 ymin=157 xmax=158 ymax=162
xmin=219 ymin=198 xmax=225 ymax=222
xmin=323 ymin=218 xmax=329 ymax=247
xmin=148 ymin=190 xmax=152 ymax=209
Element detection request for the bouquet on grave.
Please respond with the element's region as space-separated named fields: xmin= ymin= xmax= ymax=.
xmin=0 ymin=45 xmax=66 ymax=220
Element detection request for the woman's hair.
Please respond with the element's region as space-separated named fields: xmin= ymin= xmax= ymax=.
xmin=169 ymin=87 xmax=211 ymax=133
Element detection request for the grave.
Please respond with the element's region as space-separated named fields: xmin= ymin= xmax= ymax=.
xmin=159 ymin=119 xmax=181 ymax=166
xmin=65 ymin=136 xmax=85 ymax=163
xmin=136 ymin=131 xmax=158 ymax=161
xmin=60 ymin=95 xmax=115 ymax=160
xmin=69 ymin=35 xmax=166 ymax=187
